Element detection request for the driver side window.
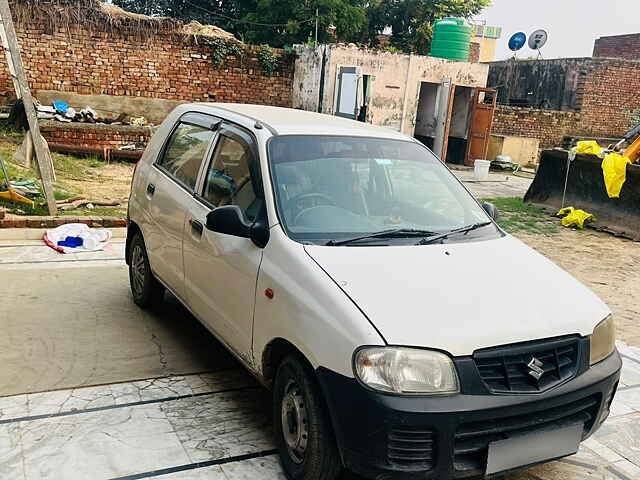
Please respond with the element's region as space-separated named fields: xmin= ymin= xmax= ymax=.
xmin=202 ymin=135 xmax=260 ymax=222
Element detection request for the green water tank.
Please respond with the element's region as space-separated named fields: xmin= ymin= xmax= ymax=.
xmin=430 ymin=17 xmax=472 ymax=62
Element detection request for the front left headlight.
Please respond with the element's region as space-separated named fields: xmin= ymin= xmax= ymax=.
xmin=354 ymin=347 xmax=459 ymax=395
xmin=590 ymin=315 xmax=616 ymax=365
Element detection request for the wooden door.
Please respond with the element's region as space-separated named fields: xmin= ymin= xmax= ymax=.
xmin=465 ymin=88 xmax=497 ymax=166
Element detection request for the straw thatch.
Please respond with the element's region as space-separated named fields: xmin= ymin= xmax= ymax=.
xmin=11 ymin=0 xmax=236 ymax=42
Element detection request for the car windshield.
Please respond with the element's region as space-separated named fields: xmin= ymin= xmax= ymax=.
xmin=268 ymin=135 xmax=498 ymax=244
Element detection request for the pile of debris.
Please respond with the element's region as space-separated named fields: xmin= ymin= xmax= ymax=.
xmin=35 ymin=100 xmax=148 ymax=127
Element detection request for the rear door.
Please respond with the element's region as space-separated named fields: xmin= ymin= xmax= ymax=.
xmin=183 ymin=124 xmax=265 ymax=363
xmin=144 ymin=113 xmax=217 ymax=300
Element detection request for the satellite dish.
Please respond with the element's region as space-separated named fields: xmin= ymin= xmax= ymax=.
xmin=529 ymin=29 xmax=548 ymax=50
xmin=508 ymin=32 xmax=527 ymax=51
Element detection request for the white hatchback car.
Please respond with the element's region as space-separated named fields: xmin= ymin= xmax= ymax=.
xmin=127 ymin=103 xmax=620 ymax=480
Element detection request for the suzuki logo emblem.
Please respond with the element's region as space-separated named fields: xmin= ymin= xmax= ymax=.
xmin=527 ymin=357 xmax=545 ymax=381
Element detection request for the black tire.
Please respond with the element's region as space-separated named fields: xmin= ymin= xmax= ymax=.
xmin=273 ymin=355 xmax=342 ymax=480
xmin=128 ymin=232 xmax=165 ymax=309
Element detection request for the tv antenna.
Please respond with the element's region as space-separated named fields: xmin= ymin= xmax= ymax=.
xmin=529 ymin=29 xmax=548 ymax=59
xmin=508 ymin=32 xmax=527 ymax=59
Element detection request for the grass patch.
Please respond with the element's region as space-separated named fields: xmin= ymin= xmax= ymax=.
xmin=483 ymin=197 xmax=559 ymax=235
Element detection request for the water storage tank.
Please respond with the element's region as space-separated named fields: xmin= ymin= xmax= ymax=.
xmin=430 ymin=18 xmax=472 ymax=62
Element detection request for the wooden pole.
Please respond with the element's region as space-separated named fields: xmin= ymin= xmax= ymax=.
xmin=0 ymin=0 xmax=57 ymax=215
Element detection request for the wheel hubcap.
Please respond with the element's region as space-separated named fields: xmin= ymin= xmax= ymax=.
xmin=281 ymin=380 xmax=308 ymax=464
xmin=131 ymin=245 xmax=146 ymax=295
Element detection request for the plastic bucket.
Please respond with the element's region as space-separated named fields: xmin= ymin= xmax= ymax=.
xmin=474 ymin=159 xmax=491 ymax=181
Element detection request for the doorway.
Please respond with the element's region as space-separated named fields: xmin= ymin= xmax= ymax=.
xmin=414 ymin=82 xmax=439 ymax=150
xmin=414 ymin=82 xmax=475 ymax=165
xmin=447 ymin=86 xmax=474 ymax=165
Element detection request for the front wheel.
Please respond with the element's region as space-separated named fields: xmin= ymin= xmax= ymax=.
xmin=273 ymin=356 xmax=342 ymax=480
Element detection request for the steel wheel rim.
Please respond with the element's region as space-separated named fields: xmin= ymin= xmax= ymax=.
xmin=131 ymin=244 xmax=146 ymax=296
xmin=281 ymin=379 xmax=308 ymax=464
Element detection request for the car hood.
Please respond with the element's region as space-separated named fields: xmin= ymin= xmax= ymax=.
xmin=304 ymin=235 xmax=610 ymax=356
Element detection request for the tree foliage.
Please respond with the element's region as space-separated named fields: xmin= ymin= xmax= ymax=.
xmin=111 ymin=0 xmax=491 ymax=53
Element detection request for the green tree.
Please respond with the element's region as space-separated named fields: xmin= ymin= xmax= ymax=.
xmin=112 ymin=0 xmax=367 ymax=47
xmin=367 ymin=0 xmax=491 ymax=54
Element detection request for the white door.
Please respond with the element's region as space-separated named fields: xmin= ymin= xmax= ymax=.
xmin=334 ymin=66 xmax=362 ymax=119
xmin=144 ymin=113 xmax=217 ymax=300
xmin=183 ymin=124 xmax=265 ymax=363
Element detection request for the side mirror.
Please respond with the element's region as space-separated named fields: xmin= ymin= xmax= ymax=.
xmin=205 ymin=205 xmax=270 ymax=248
xmin=482 ymin=202 xmax=499 ymax=221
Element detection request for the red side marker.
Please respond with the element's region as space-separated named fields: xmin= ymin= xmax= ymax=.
xmin=265 ymin=288 xmax=274 ymax=299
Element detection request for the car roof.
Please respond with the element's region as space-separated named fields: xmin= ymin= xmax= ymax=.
xmin=190 ymin=103 xmax=414 ymax=141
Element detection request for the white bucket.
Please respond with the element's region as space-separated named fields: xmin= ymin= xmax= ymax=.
xmin=474 ymin=159 xmax=491 ymax=181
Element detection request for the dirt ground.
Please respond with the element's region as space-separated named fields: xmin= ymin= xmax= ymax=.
xmin=516 ymin=229 xmax=640 ymax=346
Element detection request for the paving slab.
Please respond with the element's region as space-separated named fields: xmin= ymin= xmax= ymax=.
xmin=453 ymin=170 xmax=533 ymax=199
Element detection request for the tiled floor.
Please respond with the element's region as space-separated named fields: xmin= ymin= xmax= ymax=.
xmin=0 ymin=354 xmax=637 ymax=480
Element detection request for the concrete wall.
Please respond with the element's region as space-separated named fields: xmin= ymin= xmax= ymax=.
xmin=487 ymin=58 xmax=585 ymax=111
xmin=293 ymin=45 xmax=489 ymax=136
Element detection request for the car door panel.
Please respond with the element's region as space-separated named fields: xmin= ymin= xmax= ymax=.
xmin=143 ymin=116 xmax=217 ymax=300
xmin=183 ymin=125 xmax=264 ymax=365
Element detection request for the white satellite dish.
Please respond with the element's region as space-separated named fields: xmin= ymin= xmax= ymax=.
xmin=529 ymin=29 xmax=548 ymax=50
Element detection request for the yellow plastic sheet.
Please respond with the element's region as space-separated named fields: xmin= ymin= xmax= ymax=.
xmin=601 ymin=153 xmax=632 ymax=198
xmin=557 ymin=207 xmax=595 ymax=229
xmin=572 ymin=140 xmax=603 ymax=156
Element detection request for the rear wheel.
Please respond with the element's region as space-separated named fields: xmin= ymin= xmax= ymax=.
xmin=129 ymin=233 xmax=164 ymax=308
xmin=274 ymin=356 xmax=342 ymax=480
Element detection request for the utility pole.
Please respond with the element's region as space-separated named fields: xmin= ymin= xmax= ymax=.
xmin=315 ymin=8 xmax=319 ymax=45
xmin=0 ymin=0 xmax=57 ymax=215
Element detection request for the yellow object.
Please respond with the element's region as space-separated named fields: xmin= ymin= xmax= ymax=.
xmin=0 ymin=187 xmax=35 ymax=207
xmin=557 ymin=207 xmax=595 ymax=229
xmin=572 ymin=140 xmax=603 ymax=156
xmin=602 ymin=153 xmax=632 ymax=198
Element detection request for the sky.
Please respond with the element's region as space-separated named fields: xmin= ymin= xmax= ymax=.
xmin=476 ymin=0 xmax=640 ymax=60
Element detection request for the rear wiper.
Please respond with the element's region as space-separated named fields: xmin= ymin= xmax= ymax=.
xmin=326 ymin=228 xmax=439 ymax=246
xmin=418 ymin=222 xmax=493 ymax=246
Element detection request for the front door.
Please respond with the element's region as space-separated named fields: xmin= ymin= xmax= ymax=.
xmin=145 ymin=113 xmax=217 ymax=300
xmin=183 ymin=124 xmax=264 ymax=364
xmin=465 ymin=88 xmax=497 ymax=166
xmin=334 ymin=66 xmax=362 ymax=120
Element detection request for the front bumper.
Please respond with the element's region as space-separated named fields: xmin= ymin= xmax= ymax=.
xmin=316 ymin=351 xmax=621 ymax=480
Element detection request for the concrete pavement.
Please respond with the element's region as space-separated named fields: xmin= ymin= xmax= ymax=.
xmin=0 ymin=238 xmax=235 ymax=396
xmin=0 ymin=233 xmax=639 ymax=480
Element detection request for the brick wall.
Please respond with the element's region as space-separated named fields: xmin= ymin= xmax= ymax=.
xmin=0 ymin=19 xmax=294 ymax=108
xmin=578 ymin=58 xmax=640 ymax=137
xmin=40 ymin=122 xmax=154 ymax=149
xmin=492 ymin=106 xmax=581 ymax=149
xmin=491 ymin=57 xmax=640 ymax=147
xmin=593 ymin=33 xmax=640 ymax=61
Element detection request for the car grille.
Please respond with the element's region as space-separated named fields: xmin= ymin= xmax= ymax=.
xmin=474 ymin=336 xmax=581 ymax=393
xmin=453 ymin=394 xmax=601 ymax=474
xmin=387 ymin=427 xmax=435 ymax=470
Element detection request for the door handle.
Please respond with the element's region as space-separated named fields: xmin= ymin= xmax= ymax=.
xmin=147 ymin=183 xmax=156 ymax=196
xmin=190 ymin=219 xmax=204 ymax=236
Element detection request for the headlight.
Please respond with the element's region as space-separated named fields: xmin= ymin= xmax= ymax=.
xmin=354 ymin=347 xmax=459 ymax=395
xmin=590 ymin=315 xmax=616 ymax=365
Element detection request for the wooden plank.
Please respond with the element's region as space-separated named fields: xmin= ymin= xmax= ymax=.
xmin=0 ymin=0 xmax=57 ymax=215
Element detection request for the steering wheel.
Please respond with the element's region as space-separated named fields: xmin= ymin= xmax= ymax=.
xmin=290 ymin=193 xmax=337 ymax=225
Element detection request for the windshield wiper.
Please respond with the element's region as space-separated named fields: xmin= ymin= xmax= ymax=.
xmin=418 ymin=222 xmax=493 ymax=246
xmin=326 ymin=228 xmax=439 ymax=246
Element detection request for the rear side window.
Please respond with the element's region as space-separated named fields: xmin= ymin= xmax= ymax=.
xmin=157 ymin=123 xmax=215 ymax=190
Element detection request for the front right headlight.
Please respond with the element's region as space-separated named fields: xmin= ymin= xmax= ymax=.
xmin=354 ymin=347 xmax=459 ymax=395
xmin=590 ymin=315 xmax=616 ymax=365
